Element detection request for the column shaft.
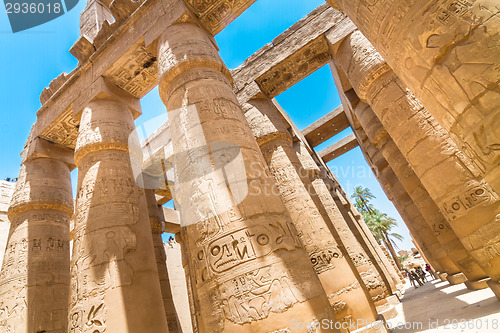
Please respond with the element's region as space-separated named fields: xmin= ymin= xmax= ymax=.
xmin=333 ymin=30 xmax=500 ymax=284
xmin=332 ymin=0 xmax=500 ymax=201
xmin=354 ymin=101 xmax=488 ymax=283
xmin=0 ymin=157 xmax=72 ymax=332
xmin=69 ymin=96 xmax=168 ymax=332
xmin=245 ymin=98 xmax=381 ymax=330
xmin=293 ymin=140 xmax=394 ymax=306
xmin=145 ymin=189 xmax=180 ymax=333
xmin=357 ymin=131 xmax=460 ymax=276
xmin=157 ymin=22 xmax=335 ymax=332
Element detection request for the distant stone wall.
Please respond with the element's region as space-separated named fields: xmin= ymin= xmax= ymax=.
xmin=0 ymin=180 xmax=16 ymax=264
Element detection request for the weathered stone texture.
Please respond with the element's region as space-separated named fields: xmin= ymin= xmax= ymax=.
xmin=333 ymin=30 xmax=500 ymax=284
xmin=0 ymin=181 xmax=16 ymax=264
xmin=69 ymin=95 xmax=169 ymax=332
xmin=157 ymin=22 xmax=336 ymax=332
xmin=0 ymin=158 xmax=73 ymax=332
xmin=244 ymin=98 xmax=381 ymax=328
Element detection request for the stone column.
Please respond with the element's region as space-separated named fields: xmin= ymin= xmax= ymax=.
xmin=333 ymin=31 xmax=500 ymax=292
xmin=0 ymin=152 xmax=73 ymax=333
xmin=291 ymin=140 xmax=393 ymax=305
xmin=356 ymin=130 xmax=461 ymax=277
xmin=69 ymin=94 xmax=169 ymax=332
xmin=244 ymin=98 xmax=384 ymax=330
xmin=330 ymin=0 xmax=500 ymax=206
xmin=354 ymin=101 xmax=488 ymax=286
xmin=329 ymin=180 xmax=405 ymax=289
xmin=157 ymin=22 xmax=336 ymax=332
xmin=145 ymin=189 xmax=180 ymax=333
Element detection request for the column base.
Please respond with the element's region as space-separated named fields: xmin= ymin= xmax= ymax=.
xmin=386 ymin=295 xmax=400 ymax=306
xmin=446 ymin=272 xmax=467 ymax=285
xmin=486 ymin=279 xmax=500 ymax=301
xmin=376 ymin=304 xmax=398 ymax=320
xmin=352 ymin=319 xmax=390 ymax=333
xmin=464 ymin=278 xmax=490 ymax=291
xmin=439 ymin=272 xmax=448 ymax=282
xmin=431 ymin=271 xmax=439 ymax=279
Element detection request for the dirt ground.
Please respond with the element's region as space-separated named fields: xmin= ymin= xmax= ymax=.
xmin=385 ymin=276 xmax=500 ymax=332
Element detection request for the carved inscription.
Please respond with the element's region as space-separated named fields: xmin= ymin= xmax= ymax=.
xmin=441 ymin=181 xmax=498 ymax=220
xmin=185 ymin=0 xmax=256 ymax=34
xmin=256 ymin=36 xmax=332 ymax=97
xmin=218 ymin=265 xmax=306 ymax=324
xmin=309 ymin=248 xmax=340 ymax=274
xmin=39 ymin=106 xmax=79 ymax=149
xmin=104 ymin=44 xmax=157 ymax=98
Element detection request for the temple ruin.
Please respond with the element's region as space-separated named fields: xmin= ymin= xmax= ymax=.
xmin=0 ymin=0 xmax=498 ymax=332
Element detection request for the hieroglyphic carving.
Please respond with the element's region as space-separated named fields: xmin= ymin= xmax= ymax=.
xmin=104 ymin=43 xmax=158 ymax=98
xmin=39 ymin=106 xmax=79 ymax=149
xmin=309 ymin=248 xmax=341 ymax=274
xmin=194 ymin=221 xmax=301 ymax=282
xmin=255 ymin=36 xmax=332 ymax=97
xmin=441 ymin=181 xmax=499 ymax=220
xmin=217 ymin=265 xmax=307 ymax=325
xmin=185 ymin=0 xmax=256 ymax=35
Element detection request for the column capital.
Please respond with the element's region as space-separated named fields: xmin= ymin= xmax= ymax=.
xmin=73 ymin=76 xmax=141 ymax=120
xmin=22 ymin=137 xmax=76 ymax=169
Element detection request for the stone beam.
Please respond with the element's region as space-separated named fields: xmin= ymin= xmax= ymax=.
xmin=159 ymin=206 xmax=181 ymax=234
xmin=302 ymin=105 xmax=348 ymax=147
xmin=184 ymin=0 xmax=257 ymax=35
xmin=232 ymin=4 xmax=355 ymax=101
xmin=318 ymin=133 xmax=358 ymax=162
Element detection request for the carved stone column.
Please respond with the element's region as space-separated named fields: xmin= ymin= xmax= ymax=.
xmin=291 ymin=140 xmax=394 ymax=305
xmin=244 ymin=98 xmax=384 ymax=330
xmin=0 ymin=140 xmax=73 ymax=332
xmin=354 ymin=101 xmax=488 ymax=286
xmin=145 ymin=189 xmax=180 ymax=333
xmin=330 ymin=0 xmax=500 ymax=202
xmin=157 ymin=22 xmax=336 ymax=332
xmin=69 ymin=94 xmax=169 ymax=332
xmin=357 ymin=129 xmax=460 ymax=277
xmin=333 ymin=31 xmax=500 ymax=292
xmin=325 ymin=177 xmax=405 ymax=290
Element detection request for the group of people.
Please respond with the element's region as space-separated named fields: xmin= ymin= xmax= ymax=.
xmin=403 ymin=264 xmax=433 ymax=288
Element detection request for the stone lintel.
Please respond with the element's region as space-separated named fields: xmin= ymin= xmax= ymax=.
xmin=318 ymin=133 xmax=358 ymax=162
xmin=159 ymin=206 xmax=180 ymax=234
xmin=302 ymin=105 xmax=349 ymax=147
xmin=231 ymin=5 xmax=346 ymax=93
xmin=23 ymin=137 xmax=76 ymax=169
xmin=183 ymin=0 xmax=257 ymax=36
xmin=73 ymin=76 xmax=142 ymax=120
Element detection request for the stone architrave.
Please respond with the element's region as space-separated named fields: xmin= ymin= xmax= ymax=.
xmin=69 ymin=92 xmax=169 ymax=332
xmin=244 ymin=97 xmax=385 ymax=331
xmin=332 ymin=30 xmax=500 ymax=290
xmin=354 ymin=101 xmax=488 ymax=285
xmin=145 ymin=189 xmax=181 ymax=333
xmin=0 ymin=155 xmax=73 ymax=332
xmin=157 ymin=22 xmax=337 ymax=332
xmin=330 ymin=0 xmax=500 ymax=211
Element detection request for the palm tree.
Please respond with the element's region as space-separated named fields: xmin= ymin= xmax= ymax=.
xmin=351 ymin=186 xmax=375 ymax=214
xmin=364 ymin=209 xmax=403 ymax=269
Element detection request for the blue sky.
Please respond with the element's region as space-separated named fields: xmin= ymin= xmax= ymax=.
xmin=0 ymin=0 xmax=414 ymax=250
